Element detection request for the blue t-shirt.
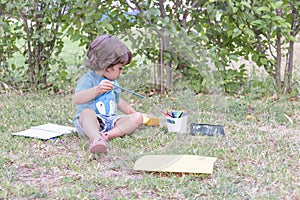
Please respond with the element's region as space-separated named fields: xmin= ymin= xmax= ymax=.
xmin=74 ymin=70 xmax=121 ymax=118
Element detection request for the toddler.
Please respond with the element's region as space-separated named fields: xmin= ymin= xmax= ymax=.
xmin=73 ymin=34 xmax=144 ymax=153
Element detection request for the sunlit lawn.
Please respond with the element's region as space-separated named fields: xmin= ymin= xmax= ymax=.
xmin=0 ymin=89 xmax=299 ymax=199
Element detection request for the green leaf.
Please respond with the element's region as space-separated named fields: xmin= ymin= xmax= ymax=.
xmin=252 ymin=54 xmax=259 ymax=62
xmin=241 ymin=2 xmax=251 ymax=9
xmin=32 ymin=34 xmax=39 ymax=39
xmin=104 ymin=22 xmax=114 ymax=31
xmin=256 ymin=6 xmax=270 ymax=12
xmin=260 ymin=57 xmax=267 ymax=65
xmin=244 ymin=29 xmax=255 ymax=37
xmin=270 ymin=1 xmax=284 ymax=9
xmin=262 ymin=15 xmax=271 ymax=19
xmin=273 ymin=16 xmax=283 ymax=22
xmin=229 ymin=54 xmax=239 ymax=61
xmin=250 ymin=19 xmax=264 ymax=26
xmin=232 ymin=28 xmax=241 ymax=38
xmin=274 ymin=1 xmax=284 ymax=9
xmin=287 ymin=35 xmax=296 ymax=42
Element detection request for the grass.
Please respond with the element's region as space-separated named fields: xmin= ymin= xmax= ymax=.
xmin=0 ymin=88 xmax=299 ymax=200
xmin=1 ymin=34 xmax=300 ymax=199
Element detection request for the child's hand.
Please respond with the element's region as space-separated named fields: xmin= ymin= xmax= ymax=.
xmin=97 ymin=80 xmax=114 ymax=94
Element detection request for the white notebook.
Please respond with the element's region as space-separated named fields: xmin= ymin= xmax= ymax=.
xmin=12 ymin=123 xmax=76 ymax=140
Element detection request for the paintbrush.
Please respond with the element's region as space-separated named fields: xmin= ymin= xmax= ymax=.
xmin=113 ymin=84 xmax=145 ymax=99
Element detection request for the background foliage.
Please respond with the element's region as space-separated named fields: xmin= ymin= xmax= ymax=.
xmin=0 ymin=0 xmax=299 ymax=95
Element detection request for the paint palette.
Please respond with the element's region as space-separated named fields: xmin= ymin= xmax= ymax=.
xmin=190 ymin=123 xmax=225 ymax=136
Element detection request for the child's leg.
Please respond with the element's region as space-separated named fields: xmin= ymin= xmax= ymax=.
xmin=106 ymin=112 xmax=143 ymax=139
xmin=79 ymin=108 xmax=107 ymax=153
xmin=78 ymin=108 xmax=106 ymax=142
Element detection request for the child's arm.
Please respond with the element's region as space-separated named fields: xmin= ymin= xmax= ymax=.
xmin=73 ymin=80 xmax=113 ymax=105
xmin=117 ymin=99 xmax=137 ymax=114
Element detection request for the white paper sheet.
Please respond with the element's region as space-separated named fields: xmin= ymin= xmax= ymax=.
xmin=12 ymin=123 xmax=76 ymax=140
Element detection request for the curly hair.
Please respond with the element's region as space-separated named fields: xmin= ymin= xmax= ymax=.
xmin=84 ymin=34 xmax=132 ymax=71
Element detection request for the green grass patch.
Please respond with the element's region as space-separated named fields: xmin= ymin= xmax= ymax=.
xmin=0 ymin=90 xmax=299 ymax=199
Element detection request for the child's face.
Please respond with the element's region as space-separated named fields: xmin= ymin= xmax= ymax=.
xmin=103 ymin=63 xmax=124 ymax=80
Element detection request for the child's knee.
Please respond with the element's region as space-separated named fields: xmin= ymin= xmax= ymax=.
xmin=79 ymin=108 xmax=97 ymax=125
xmin=132 ymin=112 xmax=144 ymax=126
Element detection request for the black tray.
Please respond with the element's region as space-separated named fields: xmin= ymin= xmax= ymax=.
xmin=190 ymin=123 xmax=225 ymax=136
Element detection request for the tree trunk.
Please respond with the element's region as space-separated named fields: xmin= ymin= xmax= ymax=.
xmin=158 ymin=40 xmax=164 ymax=93
xmin=162 ymin=35 xmax=172 ymax=90
xmin=275 ymin=5 xmax=283 ymax=93
xmin=275 ymin=29 xmax=282 ymax=93
xmin=19 ymin=10 xmax=35 ymax=84
xmin=157 ymin=29 xmax=172 ymax=93
xmin=283 ymin=6 xmax=296 ymax=94
xmin=284 ymin=41 xmax=294 ymax=93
